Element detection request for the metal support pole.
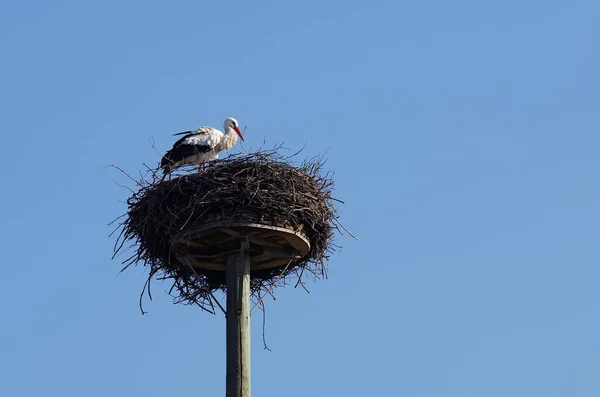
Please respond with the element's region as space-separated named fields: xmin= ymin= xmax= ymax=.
xmin=226 ymin=238 xmax=251 ymax=397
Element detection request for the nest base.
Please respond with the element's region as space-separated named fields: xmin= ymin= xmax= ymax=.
xmin=172 ymin=221 xmax=310 ymax=271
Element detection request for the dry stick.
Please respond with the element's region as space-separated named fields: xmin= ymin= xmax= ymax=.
xmin=142 ymin=162 xmax=161 ymax=182
xmin=294 ymin=267 xmax=309 ymax=290
xmin=148 ymin=136 xmax=164 ymax=158
xmin=250 ymin=258 xmax=294 ymax=313
xmin=293 ymin=267 xmax=312 ymax=294
xmin=190 ymin=295 xmax=216 ymax=315
xmin=259 ymin=299 xmax=271 ymax=352
xmin=113 ymin=180 xmax=136 ymax=194
xmin=97 ymin=164 xmax=145 ymax=188
xmin=209 ymin=289 xmax=227 ymax=316
xmin=111 ymin=228 xmax=129 ymax=259
xmin=179 ymin=203 xmax=196 ymax=231
xmin=333 ymin=218 xmax=359 ymax=240
xmin=183 ymin=258 xmax=225 ymax=315
xmin=139 ymin=276 xmax=152 ymax=315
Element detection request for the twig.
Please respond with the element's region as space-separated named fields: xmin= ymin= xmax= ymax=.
xmin=251 ymin=258 xmax=294 ymax=313
xmin=260 ymin=299 xmax=271 ymax=351
xmin=209 ymin=290 xmax=227 ymax=316
xmin=333 ymin=218 xmax=359 ymax=240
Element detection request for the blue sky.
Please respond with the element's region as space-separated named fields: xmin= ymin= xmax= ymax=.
xmin=1 ymin=0 xmax=599 ymax=395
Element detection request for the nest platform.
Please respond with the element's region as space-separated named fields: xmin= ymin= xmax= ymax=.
xmin=113 ymin=150 xmax=339 ymax=312
xmin=173 ymin=221 xmax=310 ymax=271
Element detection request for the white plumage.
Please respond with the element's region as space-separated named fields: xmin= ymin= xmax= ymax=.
xmin=161 ymin=117 xmax=244 ymax=173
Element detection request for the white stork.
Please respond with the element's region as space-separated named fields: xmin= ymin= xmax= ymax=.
xmin=161 ymin=117 xmax=244 ymax=174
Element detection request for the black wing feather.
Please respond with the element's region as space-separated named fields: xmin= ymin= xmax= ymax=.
xmin=161 ymin=142 xmax=212 ymax=169
xmin=161 ymin=129 xmax=215 ymax=170
xmin=172 ymin=130 xmax=193 ymax=136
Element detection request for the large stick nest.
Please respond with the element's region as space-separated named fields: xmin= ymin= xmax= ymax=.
xmin=112 ymin=149 xmax=342 ymax=314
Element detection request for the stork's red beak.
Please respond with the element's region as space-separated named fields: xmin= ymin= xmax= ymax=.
xmin=234 ymin=126 xmax=245 ymax=141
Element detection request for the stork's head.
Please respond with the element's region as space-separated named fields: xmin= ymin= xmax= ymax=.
xmin=224 ymin=117 xmax=244 ymax=141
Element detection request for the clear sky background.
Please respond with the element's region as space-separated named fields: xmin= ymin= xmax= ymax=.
xmin=1 ymin=1 xmax=599 ymax=396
